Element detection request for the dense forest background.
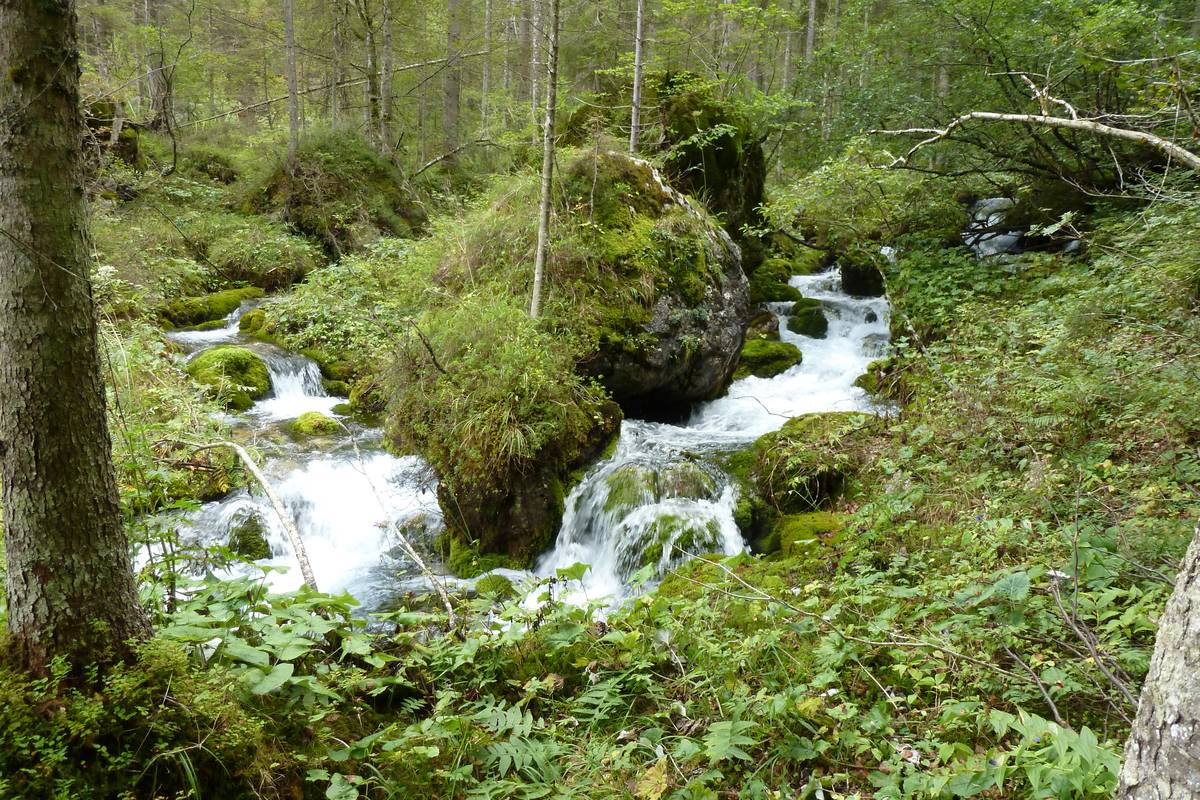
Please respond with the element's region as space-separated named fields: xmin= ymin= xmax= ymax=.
xmin=2 ymin=0 xmax=1200 ymax=798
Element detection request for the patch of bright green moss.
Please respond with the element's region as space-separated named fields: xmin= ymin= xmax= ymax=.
xmin=289 ymin=412 xmax=341 ymax=437
xmin=733 ymin=339 xmax=803 ymax=380
xmin=162 ymin=287 xmax=264 ymax=327
xmin=786 ymin=298 xmax=828 ymax=338
xmin=185 ymin=346 xmax=270 ymax=411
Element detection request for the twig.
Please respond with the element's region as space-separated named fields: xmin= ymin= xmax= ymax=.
xmin=188 ymin=441 xmax=318 ymax=591
xmin=1004 ymin=645 xmax=1069 ymax=727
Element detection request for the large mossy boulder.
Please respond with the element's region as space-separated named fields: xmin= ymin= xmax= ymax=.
xmin=745 ymin=310 xmax=780 ymax=341
xmin=565 ymin=72 xmax=768 ymax=273
xmin=786 ymin=298 xmax=828 ymax=338
xmin=240 ymin=131 xmax=427 ymax=256
xmin=732 ymin=339 xmax=802 ymax=380
xmin=162 ymin=287 xmax=264 ymax=327
xmin=603 ymin=460 xmax=721 ymax=518
xmin=289 ymin=411 xmax=340 ymax=437
xmin=572 ymin=153 xmax=750 ymax=419
xmin=752 ymin=412 xmax=877 ymax=513
xmin=185 ymin=346 xmax=270 ymax=411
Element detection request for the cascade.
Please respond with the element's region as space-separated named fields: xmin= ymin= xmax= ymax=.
xmin=537 ymin=268 xmax=890 ymax=602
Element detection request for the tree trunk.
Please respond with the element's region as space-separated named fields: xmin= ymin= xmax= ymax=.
xmin=330 ymin=1 xmax=344 ymax=124
xmin=145 ymin=0 xmax=173 ymax=130
xmin=529 ymin=0 xmax=559 ymax=319
xmin=381 ymin=0 xmax=394 ymax=150
xmin=0 ymin=0 xmax=150 ymax=675
xmin=482 ymin=0 xmax=492 ymax=131
xmin=284 ymin=0 xmax=300 ymax=169
xmin=1118 ymin=526 xmax=1200 ymax=798
xmin=628 ymin=0 xmax=646 ymax=154
xmin=530 ymin=0 xmax=542 ymax=140
xmin=804 ymin=0 xmax=817 ymax=65
xmin=444 ymin=0 xmax=462 ymax=155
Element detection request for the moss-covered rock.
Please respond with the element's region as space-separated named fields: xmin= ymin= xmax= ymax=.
xmin=854 ymin=357 xmax=896 ymax=398
xmin=238 ymin=307 xmax=267 ymax=335
xmin=289 ymin=412 xmax=341 ymax=437
xmin=240 ymin=131 xmax=427 ymax=255
xmin=185 ymin=346 xmax=271 ymax=411
xmin=603 ymin=460 xmax=720 ymax=519
xmin=759 ymin=512 xmax=845 ymax=559
xmin=839 ymin=251 xmax=886 ymax=297
xmin=750 ymin=258 xmax=804 ymax=304
xmin=733 ymin=339 xmax=802 ymax=380
xmin=786 ymin=298 xmax=828 ymax=338
xmin=227 ymin=512 xmax=271 ymax=560
xmin=625 ymin=514 xmax=723 ymax=574
xmin=162 ymin=287 xmax=264 ymax=327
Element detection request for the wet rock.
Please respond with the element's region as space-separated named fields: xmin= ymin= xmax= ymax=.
xmin=839 ymin=252 xmax=886 ymax=298
xmin=732 ymin=339 xmax=802 ymax=380
xmin=185 ymin=346 xmax=271 ymax=411
xmin=786 ymin=298 xmax=828 ymax=338
xmin=289 ymin=412 xmax=341 ymax=437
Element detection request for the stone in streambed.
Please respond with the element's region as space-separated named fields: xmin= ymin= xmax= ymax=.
xmin=786 ymin=298 xmax=828 ymax=338
xmin=289 ymin=412 xmax=341 ymax=437
xmin=186 ymin=346 xmax=271 ymax=411
xmin=732 ymin=339 xmax=802 ymax=380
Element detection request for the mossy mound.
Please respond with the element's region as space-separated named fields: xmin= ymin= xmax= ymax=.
xmin=622 ymin=514 xmax=723 ymax=576
xmin=240 ymin=131 xmax=427 ymax=255
xmin=162 ymin=287 xmax=264 ymax=327
xmin=786 ymin=298 xmax=828 ymax=338
xmin=733 ymin=339 xmax=802 ymax=380
xmin=759 ymin=512 xmax=844 ymax=559
xmin=289 ymin=412 xmax=341 ymax=437
xmin=185 ymin=346 xmax=271 ymax=411
xmin=238 ymin=307 xmax=267 ymax=335
xmin=752 ymin=412 xmax=877 ymax=513
xmin=854 ymin=357 xmax=900 ymax=399
xmin=749 ymin=258 xmax=803 ymax=304
xmin=178 ymin=144 xmax=239 ymax=183
xmin=227 ymin=512 xmax=271 ymax=560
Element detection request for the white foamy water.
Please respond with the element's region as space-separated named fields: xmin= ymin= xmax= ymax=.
xmin=536 ymin=268 xmax=890 ymax=603
xmin=177 ymin=444 xmax=441 ymax=605
xmin=166 ymin=302 xmax=252 ymax=346
xmin=249 ymin=350 xmax=345 ymax=422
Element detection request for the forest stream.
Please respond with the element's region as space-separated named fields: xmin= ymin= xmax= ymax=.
xmin=169 ymin=267 xmax=890 ymax=608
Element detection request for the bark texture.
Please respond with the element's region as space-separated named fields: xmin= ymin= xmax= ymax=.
xmin=1118 ymin=527 xmax=1200 ymax=799
xmin=0 ymin=0 xmax=150 ymax=672
xmin=528 ymin=0 xmax=558 ymax=318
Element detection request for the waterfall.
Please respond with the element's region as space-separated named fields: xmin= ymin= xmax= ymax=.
xmin=250 ymin=349 xmax=344 ymax=421
xmin=537 ymin=268 xmax=890 ymax=603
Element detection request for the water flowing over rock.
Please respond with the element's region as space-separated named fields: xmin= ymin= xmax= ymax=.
xmin=538 ymin=268 xmax=891 ymax=603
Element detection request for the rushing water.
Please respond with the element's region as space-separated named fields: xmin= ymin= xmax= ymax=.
xmin=164 ymin=306 xmax=442 ymax=607
xmin=163 ymin=266 xmax=889 ymax=608
xmin=536 ymin=268 xmax=890 ymax=603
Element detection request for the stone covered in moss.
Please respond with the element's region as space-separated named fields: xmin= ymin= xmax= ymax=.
xmin=604 ymin=461 xmax=720 ymax=518
xmin=786 ymin=298 xmax=828 ymax=338
xmin=854 ymin=358 xmax=895 ymax=398
xmin=733 ymin=339 xmax=802 ymax=380
xmin=626 ymin=514 xmax=723 ymax=574
xmin=839 ymin=251 xmax=886 ymax=297
xmin=749 ymin=258 xmax=804 ymax=304
xmin=289 ymin=412 xmax=341 ymax=437
xmin=238 ymin=307 xmax=267 ymax=335
xmin=163 ymin=287 xmax=264 ymax=327
xmin=227 ymin=512 xmax=271 ymax=560
xmin=186 ymin=346 xmax=270 ymax=411
xmin=752 ymin=412 xmax=875 ymax=513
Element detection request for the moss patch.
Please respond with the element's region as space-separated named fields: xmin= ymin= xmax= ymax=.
xmin=289 ymin=412 xmax=341 ymax=437
xmin=162 ymin=287 xmax=264 ymax=327
xmin=185 ymin=346 xmax=270 ymax=411
xmin=733 ymin=339 xmax=802 ymax=380
xmin=749 ymin=258 xmax=804 ymax=304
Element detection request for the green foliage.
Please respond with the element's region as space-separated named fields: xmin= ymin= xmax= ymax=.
xmin=240 ymin=129 xmax=427 ymax=255
xmin=185 ymin=345 xmax=271 ymax=411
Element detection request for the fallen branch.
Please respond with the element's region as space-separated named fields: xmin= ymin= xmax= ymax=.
xmin=872 ymin=112 xmax=1200 ymax=173
xmin=190 ymin=441 xmax=318 ymax=591
xmin=413 ymin=138 xmax=504 ymax=177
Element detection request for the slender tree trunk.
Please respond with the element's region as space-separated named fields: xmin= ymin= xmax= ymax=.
xmin=1118 ymin=526 xmax=1200 ymax=798
xmin=0 ymin=0 xmax=150 ymax=675
xmin=804 ymin=0 xmax=817 ymax=65
xmin=381 ymin=0 xmax=394 ymax=150
xmin=530 ymin=0 xmax=542 ymax=140
xmin=628 ymin=0 xmax=646 ymax=154
xmin=284 ymin=0 xmax=300 ymax=169
xmin=444 ymin=0 xmax=462 ymax=156
xmin=331 ymin=1 xmax=345 ymax=125
xmin=529 ymin=0 xmax=559 ymax=319
xmin=482 ymin=0 xmax=492 ymax=131
xmin=145 ymin=0 xmax=172 ymax=130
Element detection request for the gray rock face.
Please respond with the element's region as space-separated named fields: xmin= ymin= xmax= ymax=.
xmin=581 ymin=180 xmax=750 ymax=420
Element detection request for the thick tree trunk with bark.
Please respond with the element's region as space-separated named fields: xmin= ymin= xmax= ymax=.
xmin=529 ymin=0 xmax=558 ymax=318
xmin=1118 ymin=526 xmax=1200 ymax=799
xmin=0 ymin=0 xmax=150 ymax=674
